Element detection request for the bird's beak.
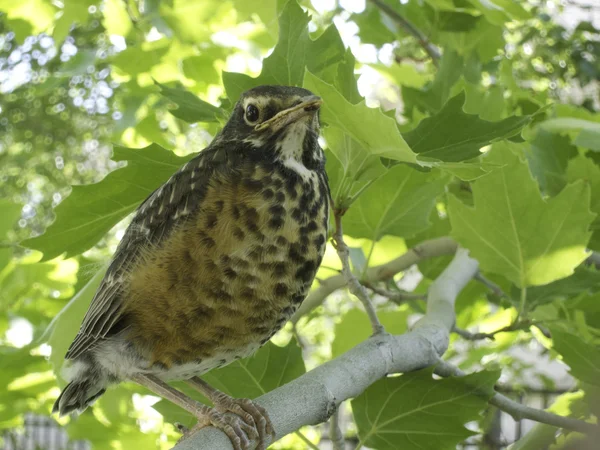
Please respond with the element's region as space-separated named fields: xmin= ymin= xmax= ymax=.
xmin=255 ymin=95 xmax=322 ymax=132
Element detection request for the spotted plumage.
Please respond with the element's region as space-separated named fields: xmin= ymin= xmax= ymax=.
xmin=53 ymin=85 xmax=329 ymax=450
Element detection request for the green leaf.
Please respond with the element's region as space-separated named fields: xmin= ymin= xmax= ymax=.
xmin=232 ymin=0 xmax=278 ymax=31
xmin=156 ymin=82 xmax=224 ymax=123
xmin=352 ymin=369 xmax=499 ymax=450
xmin=55 ymin=50 xmax=98 ymax=77
xmin=344 ymin=165 xmax=448 ymax=241
xmin=470 ymin=0 xmax=529 ymax=25
xmin=332 ymin=309 xmax=408 ymax=358
xmin=567 ymin=156 xmax=600 ymax=228
xmin=101 ymin=0 xmax=133 ymax=37
xmin=550 ymin=327 xmax=600 ymax=388
xmin=222 ymin=0 xmax=345 ymax=102
xmin=406 ymin=211 xmax=453 ymax=280
xmin=0 ymin=0 xmax=56 ymax=40
xmin=305 ymin=71 xmax=417 ymax=163
xmin=463 ymin=84 xmax=506 ymax=121
xmin=448 ymin=144 xmax=596 ymax=287
xmin=540 ymin=118 xmax=600 ymax=152
xmin=438 ymin=157 xmax=501 ymax=181
xmin=181 ymin=54 xmax=221 ymax=86
xmin=161 ymin=0 xmax=220 ymax=43
xmin=111 ymin=40 xmax=171 ymax=75
xmin=437 ymin=11 xmax=481 ymax=32
xmin=204 ymin=340 xmax=305 ymax=397
xmin=567 ymin=155 xmax=600 ymax=251
xmin=0 ymin=200 xmax=21 ymax=272
xmin=371 ymin=62 xmax=433 ymax=90
xmin=323 ymin=128 xmax=387 ymax=209
xmin=0 ymin=259 xmax=74 ymax=313
xmin=332 ymin=49 xmax=362 ymax=104
xmin=353 ymin=7 xmax=395 ymax=47
xmin=45 ymin=267 xmax=105 ymax=376
xmin=525 ymin=267 xmax=600 ymax=310
xmin=53 ymin=0 xmax=96 ymax=44
xmin=402 ymin=50 xmax=464 ymax=115
xmin=22 ymin=144 xmax=194 ymax=261
xmin=404 ymin=91 xmax=535 ymax=163
xmin=526 ymin=130 xmax=578 ymax=196
xmin=0 ymin=200 xmax=21 ymax=238
xmin=575 ymin=128 xmax=600 ymax=152
xmin=153 ymin=340 xmax=305 ymax=427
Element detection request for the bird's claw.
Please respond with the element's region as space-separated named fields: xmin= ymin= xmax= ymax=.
xmin=215 ymin=397 xmax=275 ymax=450
xmin=176 ymin=400 xmax=274 ymax=450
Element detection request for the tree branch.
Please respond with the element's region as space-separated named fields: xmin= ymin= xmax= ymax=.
xmin=291 ymin=236 xmax=457 ymax=323
xmin=329 ymin=407 xmax=345 ymax=450
xmin=362 ymin=281 xmax=426 ymax=305
xmin=474 ymin=272 xmax=507 ymax=298
xmin=434 ymin=360 xmax=598 ymax=435
xmin=333 ymin=212 xmax=384 ymax=334
xmin=172 ymin=248 xmax=478 ymax=450
xmin=370 ymin=0 xmax=441 ymax=64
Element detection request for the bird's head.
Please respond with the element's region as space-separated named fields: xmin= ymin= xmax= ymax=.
xmin=218 ymin=85 xmax=324 ymax=169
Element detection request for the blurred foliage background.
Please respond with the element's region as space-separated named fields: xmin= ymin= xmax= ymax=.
xmin=0 ymin=0 xmax=599 ymax=449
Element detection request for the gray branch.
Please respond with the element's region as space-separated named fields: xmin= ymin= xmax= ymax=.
xmin=329 ymin=407 xmax=345 ymax=450
xmin=291 ymin=236 xmax=457 ymax=323
xmin=172 ymin=248 xmax=478 ymax=450
xmin=434 ymin=360 xmax=598 ymax=435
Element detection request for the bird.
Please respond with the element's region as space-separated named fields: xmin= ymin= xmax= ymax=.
xmin=52 ymin=85 xmax=330 ymax=450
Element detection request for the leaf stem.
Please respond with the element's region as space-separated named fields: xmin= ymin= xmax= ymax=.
xmin=294 ymin=431 xmax=320 ymax=450
xmin=363 ymin=239 xmax=376 ymax=279
xmin=518 ymin=286 xmax=527 ymax=318
xmin=347 ymin=178 xmax=376 ymax=206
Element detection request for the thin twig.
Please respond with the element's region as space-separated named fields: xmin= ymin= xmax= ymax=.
xmin=586 ymin=251 xmax=600 ymax=270
xmin=452 ymin=326 xmax=496 ymax=341
xmin=294 ymin=431 xmax=319 ymax=450
xmin=292 ymin=237 xmax=458 ymax=323
xmin=370 ymin=0 xmax=441 ymax=64
xmin=363 ymin=281 xmax=426 ymax=305
xmin=453 ymin=320 xmax=535 ymax=341
xmin=330 ymin=407 xmax=345 ymax=450
xmin=474 ymin=272 xmax=506 ymax=298
xmin=333 ymin=211 xmax=384 ymax=334
xmin=434 ymin=359 xmax=599 ymax=435
xmin=455 ymin=318 xmax=567 ymax=341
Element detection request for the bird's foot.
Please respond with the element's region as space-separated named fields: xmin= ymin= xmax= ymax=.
xmin=177 ymin=407 xmax=258 ymax=450
xmin=212 ymin=395 xmax=275 ymax=450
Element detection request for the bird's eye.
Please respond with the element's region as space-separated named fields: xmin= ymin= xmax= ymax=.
xmin=245 ymin=104 xmax=260 ymax=123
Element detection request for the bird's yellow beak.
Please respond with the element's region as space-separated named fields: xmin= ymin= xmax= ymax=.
xmin=254 ymin=95 xmax=322 ymax=132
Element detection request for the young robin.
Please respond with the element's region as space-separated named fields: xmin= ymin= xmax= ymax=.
xmin=52 ymin=85 xmax=330 ymax=450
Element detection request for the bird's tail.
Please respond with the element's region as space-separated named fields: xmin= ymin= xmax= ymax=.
xmin=52 ymin=360 xmax=108 ymax=416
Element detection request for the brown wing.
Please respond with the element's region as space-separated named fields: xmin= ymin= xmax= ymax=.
xmin=65 ymin=144 xmax=230 ymax=360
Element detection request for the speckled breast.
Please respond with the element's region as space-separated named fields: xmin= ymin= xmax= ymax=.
xmin=122 ymin=160 xmax=329 ymax=373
